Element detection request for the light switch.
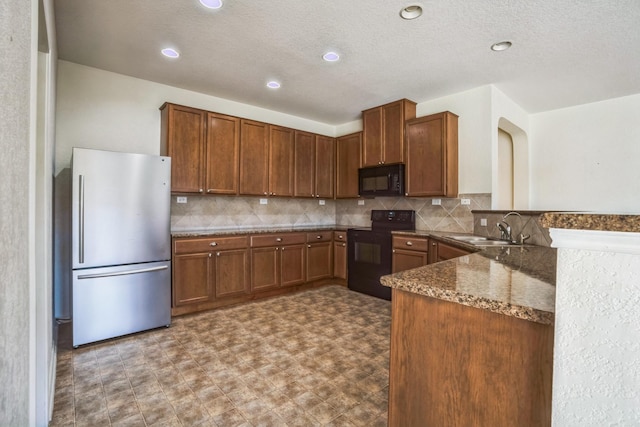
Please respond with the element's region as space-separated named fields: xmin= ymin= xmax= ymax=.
xmin=176 ymin=196 xmax=187 ymax=204
xmin=480 ymin=218 xmax=487 ymax=226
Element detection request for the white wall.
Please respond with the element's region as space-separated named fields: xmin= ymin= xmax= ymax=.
xmin=55 ymin=61 xmax=337 ymax=174
xmin=530 ymin=93 xmax=640 ymax=212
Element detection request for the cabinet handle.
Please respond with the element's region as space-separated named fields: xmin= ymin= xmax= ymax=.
xmin=316 ymin=235 xmax=322 ymax=239
xmin=210 ymin=242 xmax=217 ymax=247
xmin=276 ymin=238 xmax=283 ymax=242
xmin=406 ymin=241 xmax=413 ymax=246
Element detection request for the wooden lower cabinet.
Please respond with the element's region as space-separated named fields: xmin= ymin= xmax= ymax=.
xmin=213 ymin=249 xmax=250 ymax=298
xmin=389 ymin=288 xmax=553 ymax=427
xmin=250 ymin=243 xmax=306 ymax=291
xmin=428 ymin=239 xmax=472 ymax=264
xmin=333 ymin=231 xmax=347 ymax=280
xmin=306 ymin=231 xmax=333 ymax=282
xmin=173 ymin=252 xmax=211 ymax=306
xmin=392 ymin=235 xmax=429 ymax=273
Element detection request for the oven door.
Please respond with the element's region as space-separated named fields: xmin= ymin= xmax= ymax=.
xmin=347 ymin=229 xmax=392 ymax=300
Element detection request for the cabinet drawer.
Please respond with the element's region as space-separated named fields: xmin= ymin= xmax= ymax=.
xmin=174 ymin=236 xmax=248 ymax=254
xmin=306 ymin=232 xmax=332 ymax=243
xmin=333 ymin=231 xmax=347 ymax=242
xmin=251 ymin=233 xmax=306 ymax=248
xmin=392 ymin=236 xmax=428 ymax=251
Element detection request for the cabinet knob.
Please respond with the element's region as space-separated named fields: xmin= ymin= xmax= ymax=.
xmin=281 ymin=247 xmax=285 ymax=251
xmin=393 ymin=249 xmax=396 ymax=253
xmin=432 ymin=242 xmax=437 ymax=246
xmin=316 ymin=235 xmax=322 ymax=239
xmin=405 ymin=193 xmax=409 ymax=196
xmin=216 ymin=252 xmax=220 ymax=257
xmin=275 ymin=247 xmax=279 ymax=251
xmin=208 ymin=253 xmax=212 ymax=258
xmin=210 ymin=242 xmax=217 ymax=247
xmin=406 ymin=241 xmax=413 ymax=246
xmin=264 ymin=192 xmax=267 ymax=195
xmin=338 ymin=235 xmax=343 ymax=239
xmin=316 ymin=195 xmax=320 ymax=198
xmin=199 ymin=189 xmax=204 ymax=193
xmin=308 ymin=245 xmax=311 ymax=248
xmin=342 ymin=243 xmax=346 ymax=247
xmin=276 ymin=238 xmax=283 ymax=242
xmin=207 ymin=189 xmax=213 ymax=193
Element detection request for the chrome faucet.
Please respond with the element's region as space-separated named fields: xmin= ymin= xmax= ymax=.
xmin=497 ymin=211 xmax=530 ymax=244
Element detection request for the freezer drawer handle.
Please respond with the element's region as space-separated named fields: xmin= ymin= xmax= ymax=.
xmin=77 ymin=265 xmax=169 ymax=280
xmin=79 ymin=175 xmax=85 ymax=264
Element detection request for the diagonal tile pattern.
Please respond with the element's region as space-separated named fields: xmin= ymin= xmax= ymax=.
xmin=50 ymin=286 xmax=391 ymax=426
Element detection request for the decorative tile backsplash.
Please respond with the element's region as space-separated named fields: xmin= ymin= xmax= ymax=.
xmin=472 ymin=211 xmax=552 ymax=247
xmin=171 ymin=193 xmax=491 ymax=234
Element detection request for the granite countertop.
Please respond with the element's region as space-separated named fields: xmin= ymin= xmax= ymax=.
xmin=540 ymin=212 xmax=640 ymax=232
xmin=172 ymin=224 xmax=350 ymax=237
xmin=381 ymin=240 xmax=557 ymax=325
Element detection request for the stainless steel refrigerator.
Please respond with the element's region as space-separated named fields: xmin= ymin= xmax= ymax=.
xmin=56 ymin=148 xmax=172 ymax=347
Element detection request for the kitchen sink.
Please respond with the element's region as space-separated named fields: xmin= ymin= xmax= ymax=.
xmin=446 ymin=234 xmax=518 ymax=246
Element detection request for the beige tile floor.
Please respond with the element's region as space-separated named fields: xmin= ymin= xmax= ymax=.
xmin=50 ymin=285 xmax=391 ymax=426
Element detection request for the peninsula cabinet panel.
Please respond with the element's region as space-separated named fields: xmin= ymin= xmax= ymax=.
xmin=362 ymin=99 xmax=416 ymax=167
xmin=294 ymin=131 xmax=315 ymax=198
xmin=173 ymin=252 xmax=211 ymax=306
xmin=205 ymin=112 xmax=240 ymax=194
xmin=269 ymin=125 xmax=295 ymax=197
xmin=160 ymin=103 xmax=206 ymax=193
xmin=389 ymin=289 xmax=553 ymax=427
xmin=405 ymin=111 xmax=459 ymax=197
xmin=315 ymin=135 xmax=335 ymax=198
xmin=335 ymin=132 xmax=362 ymax=198
xmin=239 ymin=119 xmax=269 ymax=196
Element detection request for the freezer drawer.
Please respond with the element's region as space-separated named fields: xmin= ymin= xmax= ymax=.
xmin=72 ymin=261 xmax=171 ymax=347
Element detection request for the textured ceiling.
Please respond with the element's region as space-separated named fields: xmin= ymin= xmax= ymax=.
xmin=55 ymin=0 xmax=640 ymax=124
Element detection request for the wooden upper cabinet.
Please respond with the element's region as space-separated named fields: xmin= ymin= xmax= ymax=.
xmin=335 ymin=132 xmax=362 ymax=198
xmin=362 ymin=99 xmax=416 ymax=167
xmin=315 ymin=135 xmax=335 ymax=198
xmin=269 ymin=125 xmax=295 ymax=197
xmin=294 ymin=132 xmax=335 ymax=198
xmin=205 ymin=112 xmax=239 ymax=194
xmin=294 ymin=131 xmax=315 ymax=198
xmin=239 ymin=119 xmax=269 ymax=196
xmin=160 ymin=103 xmax=206 ymax=193
xmin=405 ymin=111 xmax=459 ymax=197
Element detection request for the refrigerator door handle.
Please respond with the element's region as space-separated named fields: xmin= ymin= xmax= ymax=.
xmin=78 ymin=174 xmax=85 ymax=264
xmin=77 ymin=265 xmax=169 ymax=280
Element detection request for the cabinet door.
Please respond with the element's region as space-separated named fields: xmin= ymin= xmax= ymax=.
xmin=269 ymin=125 xmax=295 ymax=197
xmin=405 ymin=112 xmax=458 ymax=197
xmin=428 ymin=240 xmax=470 ymax=264
xmin=333 ymin=241 xmax=347 ymax=280
xmin=161 ymin=104 xmax=206 ymax=193
xmin=335 ymin=132 xmax=362 ymax=198
xmin=294 ymin=131 xmax=315 ymax=197
xmin=280 ymin=244 xmax=306 ymax=287
xmin=362 ymin=107 xmax=383 ymax=167
xmin=307 ymin=241 xmax=333 ymax=281
xmin=213 ymin=248 xmax=249 ymax=298
xmin=239 ymin=119 xmax=269 ymax=196
xmin=382 ymin=101 xmax=405 ymax=165
xmin=392 ymin=249 xmax=428 ymax=273
xmin=250 ymin=247 xmax=279 ymax=291
xmin=173 ymin=252 xmax=211 ymax=306
xmin=205 ymin=113 xmax=239 ymax=194
xmin=315 ymin=135 xmax=335 ymax=198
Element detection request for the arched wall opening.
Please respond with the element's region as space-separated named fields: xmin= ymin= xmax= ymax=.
xmin=496 ymin=117 xmax=529 ymax=209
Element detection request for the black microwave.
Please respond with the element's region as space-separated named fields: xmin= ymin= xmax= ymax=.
xmin=358 ymin=163 xmax=405 ymax=197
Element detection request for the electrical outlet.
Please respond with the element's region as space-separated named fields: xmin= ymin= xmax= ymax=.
xmin=319 ymin=200 xmax=325 ymax=206
xmin=358 ymin=200 xmax=365 ymax=206
xmin=259 ymin=198 xmax=268 ymax=205
xmin=461 ymin=198 xmax=471 ymax=205
xmin=176 ymin=196 xmax=187 ymax=204
xmin=432 ymin=199 xmax=441 ymax=205
xmin=480 ymin=218 xmax=487 ymax=226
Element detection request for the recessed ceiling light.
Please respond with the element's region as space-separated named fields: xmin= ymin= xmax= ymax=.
xmin=161 ymin=48 xmax=180 ymax=58
xmin=491 ymin=41 xmax=512 ymax=51
xmin=199 ymin=0 xmax=222 ymax=9
xmin=400 ymin=5 xmax=423 ymax=20
xmin=323 ymin=52 xmax=340 ymax=62
xmin=266 ymin=81 xmax=281 ymax=89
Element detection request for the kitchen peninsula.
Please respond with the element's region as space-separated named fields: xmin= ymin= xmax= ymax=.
xmin=381 ymin=241 xmax=556 ymax=426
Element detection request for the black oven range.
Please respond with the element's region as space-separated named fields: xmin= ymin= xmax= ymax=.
xmin=347 ymin=210 xmax=416 ymax=300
